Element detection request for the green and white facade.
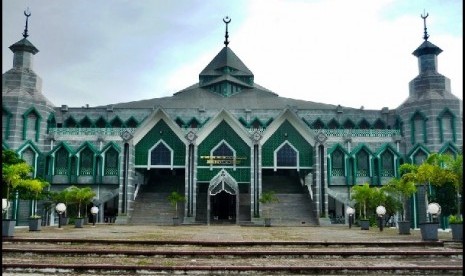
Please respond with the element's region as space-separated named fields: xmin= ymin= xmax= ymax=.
xmin=2 ymin=18 xmax=462 ymax=227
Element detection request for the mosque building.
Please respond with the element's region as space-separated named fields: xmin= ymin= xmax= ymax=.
xmin=2 ymin=13 xmax=462 ymax=228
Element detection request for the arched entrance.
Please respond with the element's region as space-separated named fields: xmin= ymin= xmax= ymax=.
xmin=207 ymin=169 xmax=239 ymax=225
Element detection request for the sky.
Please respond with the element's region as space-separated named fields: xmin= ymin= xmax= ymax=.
xmin=2 ymin=0 xmax=463 ymax=110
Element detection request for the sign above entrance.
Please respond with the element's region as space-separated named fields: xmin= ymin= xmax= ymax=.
xmin=201 ymin=155 xmax=247 ymax=165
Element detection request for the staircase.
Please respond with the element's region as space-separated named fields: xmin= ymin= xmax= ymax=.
xmin=262 ymin=174 xmax=319 ymax=226
xmin=129 ymin=174 xmax=184 ymax=225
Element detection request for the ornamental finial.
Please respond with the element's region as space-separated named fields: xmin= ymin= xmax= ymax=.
xmin=421 ymin=10 xmax=429 ymax=41
xmin=223 ymin=16 xmax=231 ymax=47
xmin=23 ymin=7 xmax=31 ymax=38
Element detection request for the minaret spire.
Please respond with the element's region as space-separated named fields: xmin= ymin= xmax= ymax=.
xmin=421 ymin=10 xmax=429 ymax=41
xmin=223 ymin=16 xmax=231 ymax=47
xmin=23 ymin=7 xmax=31 ymax=38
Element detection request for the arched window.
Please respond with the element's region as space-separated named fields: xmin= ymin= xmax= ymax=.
xmin=358 ymin=119 xmax=370 ymax=130
xmin=373 ymin=119 xmax=386 ymax=129
xmin=277 ymin=143 xmax=297 ymax=167
xmin=150 ymin=142 xmax=171 ymax=165
xmin=343 ymin=119 xmax=355 ymax=129
xmin=104 ymin=147 xmax=119 ymax=175
xmin=64 ymin=116 xmax=78 ymax=128
xmin=213 ymin=142 xmax=233 ymax=157
xmin=331 ymin=149 xmax=345 ymax=176
xmin=380 ymin=151 xmax=394 ymax=177
xmin=95 ymin=117 xmax=107 ymax=128
xmin=21 ymin=147 xmax=36 ymax=177
xmin=79 ymin=147 xmax=94 ymax=175
xmin=125 ymin=117 xmax=138 ymax=128
xmin=311 ymin=119 xmax=325 ymax=129
xmin=413 ymin=150 xmax=427 ymax=165
xmin=327 ymin=119 xmax=340 ymax=129
xmin=110 ymin=117 xmax=123 ymax=128
xmin=79 ymin=116 xmax=92 ymax=128
xmin=55 ymin=147 xmax=69 ymax=175
xmin=356 ymin=150 xmax=369 ymax=177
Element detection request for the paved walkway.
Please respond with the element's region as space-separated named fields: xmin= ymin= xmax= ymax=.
xmin=9 ymin=223 xmax=454 ymax=242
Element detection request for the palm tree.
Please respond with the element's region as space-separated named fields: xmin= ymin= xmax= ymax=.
xmin=351 ymin=183 xmax=373 ymax=220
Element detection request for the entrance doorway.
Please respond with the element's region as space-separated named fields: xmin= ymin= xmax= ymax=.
xmin=210 ymin=191 xmax=236 ymax=223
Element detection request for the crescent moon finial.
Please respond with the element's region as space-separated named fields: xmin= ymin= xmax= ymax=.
xmin=420 ymin=9 xmax=429 ymax=41
xmin=22 ymin=7 xmax=31 ymax=38
xmin=223 ymin=16 xmax=231 ymax=47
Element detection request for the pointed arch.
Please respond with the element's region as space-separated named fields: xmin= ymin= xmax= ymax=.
xmin=407 ymin=144 xmax=430 ymax=165
xmin=375 ymin=143 xmax=401 ymax=178
xmin=342 ymin=118 xmax=355 ymax=129
xmin=101 ymin=142 xmax=121 ymax=176
xmin=95 ymin=116 xmax=108 ymax=128
xmin=373 ymin=118 xmax=386 ymax=129
xmin=187 ymin=117 xmax=201 ymax=129
xmin=49 ymin=141 xmax=74 ymax=175
xmin=75 ymin=142 xmax=99 ymax=176
xmin=327 ymin=118 xmax=340 ymax=129
xmin=311 ymin=118 xmax=325 ymax=129
xmin=109 ymin=116 xmax=123 ymax=128
xmin=437 ymin=107 xmax=456 ymax=143
xmin=238 ymin=117 xmax=248 ymax=128
xmin=17 ymin=140 xmax=42 ymax=178
xmin=410 ymin=110 xmax=428 ymax=145
xmin=79 ymin=116 xmax=93 ymax=128
xmin=351 ymin=144 xmax=374 ymax=178
xmin=250 ymin=117 xmax=263 ymax=129
xmin=47 ymin=113 xmax=56 ymax=133
xmin=327 ymin=144 xmax=350 ymax=180
xmin=64 ymin=116 xmax=78 ymax=128
xmin=439 ymin=142 xmax=459 ymax=157
xmin=125 ymin=116 xmax=139 ymax=128
xmin=22 ymin=106 xmax=42 ymax=141
xmin=357 ymin=118 xmax=371 ymax=129
xmin=209 ymin=139 xmax=237 ymax=170
xmin=148 ymin=140 xmax=173 ymax=169
xmin=274 ymin=141 xmax=299 ymax=170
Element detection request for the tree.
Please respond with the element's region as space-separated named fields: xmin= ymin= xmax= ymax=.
xmin=441 ymin=153 xmax=463 ymax=216
xmin=67 ymin=186 xmax=96 ymax=218
xmin=16 ymin=178 xmax=50 ymax=217
xmin=402 ymin=153 xmax=459 ymax=222
xmin=167 ymin=191 xmax=186 ymax=218
xmin=2 ymin=150 xmax=32 ymax=219
xmin=259 ymin=191 xmax=280 ymax=219
xmin=351 ymin=183 xmax=373 ymax=219
xmin=383 ymin=171 xmax=417 ymax=221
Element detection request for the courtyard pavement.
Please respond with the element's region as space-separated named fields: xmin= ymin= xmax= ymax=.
xmin=8 ymin=223 xmax=454 ymax=242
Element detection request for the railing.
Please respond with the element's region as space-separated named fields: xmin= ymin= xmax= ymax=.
xmin=317 ymin=129 xmax=401 ymax=137
xmin=49 ymin=128 xmax=136 ymax=136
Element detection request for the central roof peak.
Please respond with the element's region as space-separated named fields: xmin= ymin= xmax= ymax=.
xmin=198 ymin=17 xmax=254 ymax=97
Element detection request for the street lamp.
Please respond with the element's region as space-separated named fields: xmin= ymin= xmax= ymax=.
xmin=427 ymin=202 xmax=441 ymax=223
xmin=2 ymin=198 xmax=8 ymax=213
xmin=55 ymin=203 xmax=66 ymax=229
xmin=90 ymin=206 xmax=99 ymax=227
xmin=376 ymin=205 xmax=386 ymax=232
xmin=346 ymin=206 xmax=355 ymax=229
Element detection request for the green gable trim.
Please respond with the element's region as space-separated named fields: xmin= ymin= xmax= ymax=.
xmin=64 ymin=116 xmax=78 ymax=128
xmin=48 ymin=141 xmax=75 ymax=156
xmin=75 ymin=141 xmax=99 ymax=155
xmin=197 ymin=120 xmax=250 ymax=168
xmin=95 ymin=116 xmax=109 ymax=128
xmin=350 ymin=143 xmax=374 ymax=183
xmin=262 ymin=120 xmax=313 ymax=168
xmin=22 ymin=106 xmax=42 ymax=142
xmin=374 ymin=143 xmax=401 ymax=181
xmin=135 ymin=119 xmax=185 ymax=166
xmin=125 ymin=116 xmax=139 ymax=128
xmin=406 ymin=143 xmax=430 ymax=164
xmin=100 ymin=141 xmax=121 ymax=154
xmin=16 ymin=140 xmax=42 ymax=156
xmin=437 ymin=108 xmax=456 ymax=143
xmin=438 ymin=142 xmax=459 ymax=156
xmin=79 ymin=116 xmax=93 ymax=128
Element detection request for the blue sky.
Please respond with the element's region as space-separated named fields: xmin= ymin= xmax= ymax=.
xmin=2 ymin=0 xmax=462 ymax=109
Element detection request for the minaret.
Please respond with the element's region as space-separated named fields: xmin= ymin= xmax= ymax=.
xmin=2 ymin=8 xmax=48 ymax=101
xmin=402 ymin=12 xmax=456 ymax=103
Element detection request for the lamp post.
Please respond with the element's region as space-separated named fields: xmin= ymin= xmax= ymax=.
xmin=427 ymin=202 xmax=441 ymax=223
xmin=376 ymin=205 xmax=386 ymax=232
xmin=55 ymin=203 xmax=66 ymax=229
xmin=90 ymin=206 xmax=99 ymax=227
xmin=2 ymin=199 xmax=8 ymax=214
xmin=346 ymin=206 xmax=355 ymax=229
